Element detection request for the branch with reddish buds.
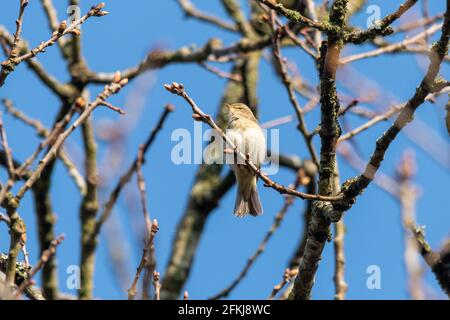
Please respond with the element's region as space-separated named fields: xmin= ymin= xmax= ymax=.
xmin=269 ymin=268 xmax=298 ymax=300
xmin=164 ymin=82 xmax=342 ymax=202
xmin=128 ymin=219 xmax=159 ymax=300
xmin=0 ymin=3 xmax=109 ymax=86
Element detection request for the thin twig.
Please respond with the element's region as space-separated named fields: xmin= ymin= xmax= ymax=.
xmin=152 ymin=271 xmax=161 ymax=300
xmin=0 ymin=113 xmax=15 ymax=179
xmin=340 ymin=23 xmax=442 ymax=65
xmin=177 ymin=0 xmax=237 ymax=32
xmin=332 ymin=168 xmax=347 ymax=300
xmin=198 ymin=62 xmax=242 ymax=82
xmin=0 ymin=26 xmax=71 ymax=99
xmin=93 ymin=104 xmax=174 ymax=239
xmin=338 ymin=103 xmax=403 ymax=143
xmin=396 ymin=152 xmax=425 ymax=300
xmin=270 ymin=19 xmax=319 ymax=168
xmin=221 ymin=0 xmax=256 ymax=37
xmin=20 ymin=243 xmax=30 ymax=271
xmin=0 ymin=212 xmax=10 ymax=225
xmin=394 ymin=14 xmax=443 ymax=33
xmin=85 ymin=36 xmax=273 ymax=83
xmin=338 ymin=6 xmax=450 ymax=211
xmin=16 ymin=107 xmax=76 ymax=177
xmin=127 ymin=144 xmax=158 ymax=300
xmin=165 ymin=82 xmax=341 ymax=202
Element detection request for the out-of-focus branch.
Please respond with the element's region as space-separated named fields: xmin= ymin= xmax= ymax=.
xmin=332 ymin=166 xmax=347 ymax=300
xmin=198 ymin=62 xmax=242 ymax=82
xmin=289 ymin=0 xmax=348 ymax=300
xmin=165 ymin=82 xmax=342 ymax=202
xmin=0 ymin=26 xmax=74 ymax=99
xmin=340 ymin=23 xmax=443 ymax=65
xmin=2 ymin=78 xmax=126 ymax=297
xmin=136 ymin=143 xmax=158 ymax=300
xmin=338 ymin=103 xmax=403 ymax=142
xmin=0 ymin=212 xmax=10 ymax=225
xmin=271 ymin=23 xmax=319 ymax=167
xmin=15 ymin=102 xmax=74 ymax=300
xmin=337 ymin=141 xmax=399 ymax=197
xmin=161 ymin=55 xmax=260 ymax=300
xmin=394 ymin=14 xmax=443 ymax=33
xmin=177 ymin=0 xmax=237 ymax=32
xmin=336 ymin=6 xmax=450 ymax=213
xmin=396 ymin=152 xmax=425 ymax=300
xmin=128 ymin=220 xmax=159 ymax=300
xmin=221 ymin=0 xmax=256 ymax=37
xmin=269 ymin=268 xmax=298 ymax=299
xmin=210 ymin=173 xmax=302 ymax=300
xmin=15 ymin=107 xmax=77 ymax=177
xmin=40 ymin=0 xmax=72 ymax=61
xmin=79 ymin=103 xmax=171 ymax=298
xmin=413 ymin=228 xmax=450 ymax=298
xmin=152 ymin=271 xmax=161 ymax=300
xmin=287 ymin=169 xmax=316 ymax=270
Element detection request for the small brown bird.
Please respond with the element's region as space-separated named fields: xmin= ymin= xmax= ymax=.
xmin=224 ymin=103 xmax=266 ymax=217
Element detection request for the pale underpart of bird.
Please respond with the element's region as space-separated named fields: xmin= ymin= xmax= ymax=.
xmin=204 ymin=103 xmax=266 ymax=217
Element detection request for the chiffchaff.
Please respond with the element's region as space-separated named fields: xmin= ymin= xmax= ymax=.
xmin=205 ymin=103 xmax=266 ymax=217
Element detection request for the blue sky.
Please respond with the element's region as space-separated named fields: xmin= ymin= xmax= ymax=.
xmin=0 ymin=1 xmax=448 ymax=300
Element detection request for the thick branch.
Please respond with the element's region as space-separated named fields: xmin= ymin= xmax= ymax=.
xmin=0 ymin=3 xmax=108 ymax=86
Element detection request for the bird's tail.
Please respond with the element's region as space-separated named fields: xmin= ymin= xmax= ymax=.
xmin=234 ymin=182 xmax=263 ymax=217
